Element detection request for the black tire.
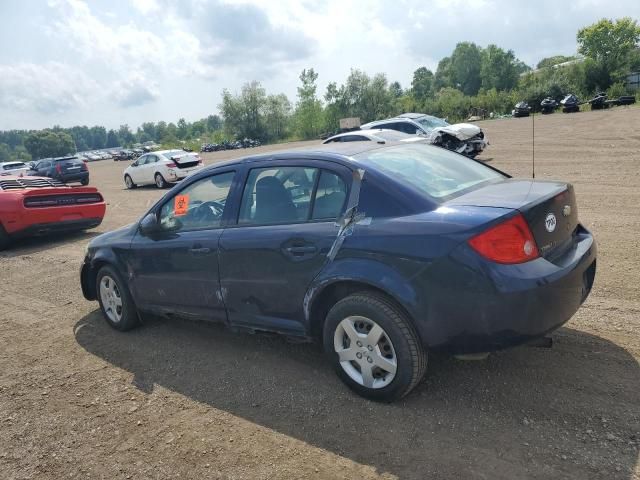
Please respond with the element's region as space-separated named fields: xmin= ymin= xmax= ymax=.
xmin=80 ymin=178 xmax=89 ymax=186
xmin=323 ymin=292 xmax=427 ymax=402
xmin=0 ymin=223 xmax=11 ymax=251
xmin=95 ymin=265 xmax=139 ymax=331
xmin=154 ymin=173 xmax=167 ymax=189
xmin=124 ymin=174 xmax=136 ymax=189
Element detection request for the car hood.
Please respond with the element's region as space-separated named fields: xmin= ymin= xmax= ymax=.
xmin=89 ymin=222 xmax=136 ymax=249
xmin=432 ymin=123 xmax=481 ymax=140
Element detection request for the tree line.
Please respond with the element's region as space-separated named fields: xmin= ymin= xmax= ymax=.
xmin=1 ymin=17 xmax=638 ymax=161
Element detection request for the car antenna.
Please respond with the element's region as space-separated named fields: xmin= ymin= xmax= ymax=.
xmin=531 ymin=75 xmax=536 ymax=179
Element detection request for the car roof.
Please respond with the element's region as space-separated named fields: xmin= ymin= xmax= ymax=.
xmin=323 ymin=128 xmax=411 ymax=143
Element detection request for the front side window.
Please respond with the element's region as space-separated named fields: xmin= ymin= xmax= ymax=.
xmin=239 ymin=167 xmax=318 ymax=225
xmin=159 ymin=171 xmax=235 ymax=231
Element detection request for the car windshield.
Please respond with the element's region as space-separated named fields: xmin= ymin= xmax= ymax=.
xmin=356 ymin=144 xmax=504 ymax=199
xmin=165 ymin=150 xmax=187 ymax=158
xmin=415 ymin=115 xmax=450 ymax=131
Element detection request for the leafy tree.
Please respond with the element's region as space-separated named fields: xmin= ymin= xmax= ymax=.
xmin=177 ymin=118 xmax=190 ymax=140
xmin=411 ymin=67 xmax=434 ymax=101
xmin=448 ymin=42 xmax=483 ymax=95
xmin=577 ymin=17 xmax=640 ymax=88
xmin=24 ymin=130 xmax=76 ymax=159
xmin=389 ymin=81 xmax=403 ymax=99
xmin=118 ymin=125 xmax=135 ymax=146
xmin=480 ymin=45 xmax=520 ymax=91
xmin=264 ymin=94 xmax=292 ymax=141
xmin=89 ymin=126 xmax=107 ymax=149
xmin=106 ymin=129 xmax=120 ymax=148
xmin=0 ymin=143 xmax=11 ymax=162
xmin=578 ymin=17 xmax=640 ymax=64
xmin=295 ymin=69 xmax=323 ymax=139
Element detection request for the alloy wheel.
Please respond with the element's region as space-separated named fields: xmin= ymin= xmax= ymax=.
xmin=333 ymin=315 xmax=397 ymax=389
xmin=99 ymin=275 xmax=123 ymax=323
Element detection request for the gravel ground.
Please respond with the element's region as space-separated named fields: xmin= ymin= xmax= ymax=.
xmin=1 ymin=108 xmax=639 ymax=479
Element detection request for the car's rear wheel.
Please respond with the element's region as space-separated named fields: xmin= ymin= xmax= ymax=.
xmin=154 ymin=173 xmax=167 ymax=189
xmin=81 ymin=178 xmax=89 ymax=186
xmin=124 ymin=174 xmax=136 ymax=189
xmin=96 ymin=265 xmax=139 ymax=331
xmin=0 ymin=223 xmax=11 ymax=251
xmin=323 ymin=292 xmax=427 ymax=402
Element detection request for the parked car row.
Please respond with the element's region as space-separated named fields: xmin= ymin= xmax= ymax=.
xmin=201 ymin=138 xmax=261 ymax=152
xmin=513 ymin=92 xmax=637 ymax=116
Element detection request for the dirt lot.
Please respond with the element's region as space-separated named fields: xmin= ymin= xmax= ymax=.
xmin=1 ymin=108 xmax=639 ymax=480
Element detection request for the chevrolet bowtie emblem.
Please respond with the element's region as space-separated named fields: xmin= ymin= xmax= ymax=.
xmin=562 ymin=205 xmax=571 ymax=217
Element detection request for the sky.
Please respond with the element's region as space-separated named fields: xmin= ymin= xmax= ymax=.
xmin=0 ymin=0 xmax=638 ymax=131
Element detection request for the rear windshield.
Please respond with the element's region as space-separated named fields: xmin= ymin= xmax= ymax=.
xmin=355 ymin=144 xmax=504 ymax=200
xmin=3 ymin=163 xmax=25 ymax=170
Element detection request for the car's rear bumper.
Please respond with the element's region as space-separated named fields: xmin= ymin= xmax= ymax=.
xmin=56 ymin=172 xmax=89 ymax=183
xmin=166 ymin=166 xmax=203 ymax=182
xmin=418 ymin=226 xmax=597 ymax=354
xmin=11 ymin=217 xmax=103 ymax=239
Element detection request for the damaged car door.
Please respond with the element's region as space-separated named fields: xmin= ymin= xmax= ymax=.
xmin=127 ymin=170 xmax=236 ymax=321
xmin=218 ymin=161 xmax=351 ymax=335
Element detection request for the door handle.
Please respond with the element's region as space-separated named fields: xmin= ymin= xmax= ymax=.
xmin=285 ymin=245 xmax=317 ymax=255
xmin=189 ymin=247 xmax=211 ymax=255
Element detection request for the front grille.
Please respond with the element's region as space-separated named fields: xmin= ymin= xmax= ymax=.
xmin=24 ymin=193 xmax=103 ymax=208
xmin=0 ymin=177 xmax=66 ymax=190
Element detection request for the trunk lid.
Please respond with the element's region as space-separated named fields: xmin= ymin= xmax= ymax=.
xmin=171 ymin=153 xmax=200 ymax=169
xmin=446 ymin=179 xmax=579 ymax=259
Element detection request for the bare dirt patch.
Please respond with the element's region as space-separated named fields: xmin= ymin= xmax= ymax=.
xmin=1 ymin=109 xmax=639 ymax=479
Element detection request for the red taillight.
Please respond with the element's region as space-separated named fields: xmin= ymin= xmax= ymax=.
xmin=468 ymin=214 xmax=539 ymax=264
xmin=166 ymin=162 xmax=177 ymax=168
xmin=81 ymin=162 xmax=88 ymax=171
xmin=55 ymin=164 xmax=62 ymax=174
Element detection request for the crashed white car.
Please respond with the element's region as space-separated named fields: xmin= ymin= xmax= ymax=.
xmin=360 ymin=113 xmax=488 ymax=157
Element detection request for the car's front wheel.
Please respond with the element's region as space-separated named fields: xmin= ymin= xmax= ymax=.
xmin=96 ymin=265 xmax=139 ymax=331
xmin=124 ymin=174 xmax=136 ymax=189
xmin=323 ymin=292 xmax=427 ymax=402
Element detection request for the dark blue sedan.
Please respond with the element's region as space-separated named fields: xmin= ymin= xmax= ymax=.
xmin=80 ymin=143 xmax=596 ymax=401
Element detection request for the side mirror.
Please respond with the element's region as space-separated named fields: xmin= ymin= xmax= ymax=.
xmin=131 ymin=161 xmax=138 ymax=167
xmin=139 ymin=213 xmax=159 ymax=235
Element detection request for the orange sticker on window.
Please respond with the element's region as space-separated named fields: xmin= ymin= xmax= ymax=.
xmin=174 ymin=194 xmax=189 ymax=216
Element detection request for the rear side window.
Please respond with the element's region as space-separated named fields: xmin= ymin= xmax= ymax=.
xmin=356 ymin=144 xmax=504 ymax=200
xmin=311 ymin=171 xmax=347 ymax=220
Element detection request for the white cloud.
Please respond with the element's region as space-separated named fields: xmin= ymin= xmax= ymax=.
xmin=111 ymin=74 xmax=160 ymax=108
xmin=0 ymin=62 xmax=99 ymax=114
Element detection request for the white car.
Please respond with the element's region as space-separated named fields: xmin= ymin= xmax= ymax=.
xmin=323 ymin=129 xmax=427 ymax=145
xmin=123 ymin=149 xmax=204 ymax=189
xmin=361 ymin=113 xmax=488 ymax=158
xmin=0 ymin=161 xmax=31 ymax=177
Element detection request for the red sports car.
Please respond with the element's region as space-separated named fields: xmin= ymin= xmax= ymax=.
xmin=0 ymin=176 xmax=106 ymax=250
